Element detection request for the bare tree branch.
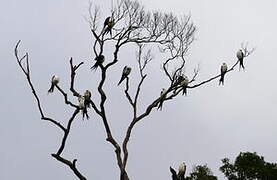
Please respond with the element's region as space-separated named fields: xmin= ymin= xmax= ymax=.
xmin=122 ymin=44 xmax=150 ymax=168
xmin=14 ymin=40 xmax=66 ymax=132
xmin=69 ymin=58 xmax=83 ymax=97
xmin=55 ymin=85 xmax=79 ymax=108
xmin=15 ymin=41 xmax=86 ymax=180
xmin=52 ymin=154 xmax=87 ymax=180
xmin=56 ymin=109 xmax=80 ymax=156
xmin=124 ymin=77 xmax=135 ymax=107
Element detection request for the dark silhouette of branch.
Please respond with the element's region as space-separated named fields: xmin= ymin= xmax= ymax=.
xmin=69 ymin=58 xmax=83 ymax=97
xmin=170 ymin=167 xmax=179 ymax=180
xmin=55 ymin=85 xmax=79 ymax=108
xmin=124 ymin=78 xmax=135 ymax=107
xmin=56 ymin=109 xmax=80 ymax=155
xmin=121 ymin=44 xmax=150 ymax=168
xmin=88 ymin=24 xmax=126 ymax=178
xmin=15 ymin=40 xmax=87 ymax=180
xmin=51 ymin=154 xmax=86 ymax=180
xmin=14 ymin=40 xmax=66 ymax=132
xmin=52 ymin=109 xmax=88 ymax=180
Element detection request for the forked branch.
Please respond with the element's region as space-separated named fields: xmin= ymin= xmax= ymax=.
xmin=15 ymin=40 xmax=87 ymax=180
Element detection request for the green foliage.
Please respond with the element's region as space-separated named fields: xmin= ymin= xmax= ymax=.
xmin=185 ymin=164 xmax=217 ymax=180
xmin=220 ymin=152 xmax=277 ymax=180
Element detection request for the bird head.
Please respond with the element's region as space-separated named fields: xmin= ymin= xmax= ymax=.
xmin=239 ymin=49 xmax=244 ymax=55
xmin=178 ymin=162 xmax=186 ymax=176
xmin=161 ymin=88 xmax=167 ymax=96
xmin=52 ymin=75 xmax=60 ymax=85
xmin=126 ymin=66 xmax=131 ymax=73
xmin=84 ymin=90 xmax=91 ymax=99
xmin=181 ymin=76 xmax=189 ymax=86
xmin=123 ymin=66 xmax=131 ymax=75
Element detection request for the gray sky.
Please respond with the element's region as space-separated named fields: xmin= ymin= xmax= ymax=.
xmin=1 ymin=0 xmax=276 ymax=179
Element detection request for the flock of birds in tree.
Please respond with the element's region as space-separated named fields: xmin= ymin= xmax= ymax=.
xmin=47 ymin=16 xmax=246 ymax=119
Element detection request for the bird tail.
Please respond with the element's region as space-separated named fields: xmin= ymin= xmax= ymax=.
xmin=82 ymin=108 xmax=89 ymax=120
xmin=104 ymin=27 xmax=110 ymax=35
xmin=182 ymin=87 xmax=187 ymax=96
xmin=48 ymin=84 xmax=54 ymax=93
xmin=239 ymin=59 xmax=245 ymax=71
xmin=90 ymin=62 xmax=99 ymax=71
xmin=219 ymin=74 xmax=224 ymax=85
xmin=241 ymin=61 xmax=245 ymax=70
xmin=85 ymin=100 xmax=91 ymax=108
xmin=117 ymin=76 xmax=124 ymax=86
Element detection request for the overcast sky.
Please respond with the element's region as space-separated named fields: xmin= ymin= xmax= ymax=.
xmin=1 ymin=0 xmax=277 ymax=179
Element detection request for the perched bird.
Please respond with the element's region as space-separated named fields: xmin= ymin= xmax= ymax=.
xmin=219 ymin=62 xmax=228 ymax=85
xmin=180 ymin=76 xmax=189 ymax=95
xmin=237 ymin=49 xmax=245 ymax=70
xmin=157 ymin=88 xmax=167 ymax=110
xmin=174 ymin=74 xmax=185 ymax=87
xmin=84 ymin=90 xmax=92 ymax=108
xmin=103 ymin=16 xmax=115 ymax=36
xmin=78 ymin=96 xmax=89 ymax=120
xmin=177 ymin=162 xmax=186 ymax=179
xmin=118 ymin=66 xmax=132 ymax=86
xmin=48 ymin=75 xmax=60 ymax=93
xmin=91 ymin=55 xmax=105 ymax=70
xmin=173 ymin=74 xmax=185 ymax=94
xmin=104 ymin=16 xmax=111 ymax=28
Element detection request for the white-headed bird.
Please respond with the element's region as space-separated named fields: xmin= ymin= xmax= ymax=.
xmin=219 ymin=62 xmax=228 ymax=85
xmin=84 ymin=90 xmax=92 ymax=108
xmin=78 ymin=96 xmax=89 ymax=120
xmin=118 ymin=66 xmax=131 ymax=86
xmin=157 ymin=88 xmax=167 ymax=110
xmin=180 ymin=76 xmax=189 ymax=95
xmin=48 ymin=75 xmax=60 ymax=93
xmin=104 ymin=16 xmax=115 ymax=36
xmin=236 ymin=49 xmax=245 ymax=70
xmin=91 ymin=55 xmax=105 ymax=70
xmin=177 ymin=162 xmax=186 ymax=179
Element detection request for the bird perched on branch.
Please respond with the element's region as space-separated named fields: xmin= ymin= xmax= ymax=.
xmin=104 ymin=16 xmax=111 ymax=28
xmin=180 ymin=75 xmax=189 ymax=96
xmin=91 ymin=55 xmax=105 ymax=70
xmin=48 ymin=75 xmax=60 ymax=93
xmin=237 ymin=49 xmax=245 ymax=70
xmin=103 ymin=16 xmax=115 ymax=36
xmin=78 ymin=96 xmax=89 ymax=120
xmin=84 ymin=90 xmax=92 ymax=109
xmin=158 ymin=88 xmax=167 ymax=110
xmin=219 ymin=62 xmax=228 ymax=85
xmin=118 ymin=66 xmax=132 ymax=86
xmin=173 ymin=74 xmax=185 ymax=94
xmin=174 ymin=74 xmax=185 ymax=87
xmin=177 ymin=162 xmax=186 ymax=180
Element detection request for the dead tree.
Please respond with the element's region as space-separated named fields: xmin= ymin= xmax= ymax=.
xmin=14 ymin=0 xmax=254 ymax=180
